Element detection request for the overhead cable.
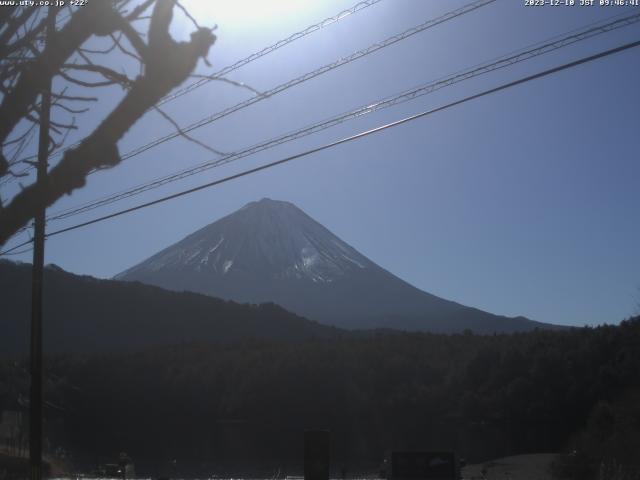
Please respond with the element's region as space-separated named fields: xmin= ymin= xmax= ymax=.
xmin=45 ymin=11 xmax=640 ymax=222
xmin=0 ymin=0 xmax=386 ymax=185
xmin=36 ymin=38 xmax=640 ymax=241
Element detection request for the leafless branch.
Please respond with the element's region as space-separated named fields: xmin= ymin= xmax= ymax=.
xmin=51 ymin=92 xmax=98 ymax=102
xmin=58 ymin=70 xmax=118 ymax=88
xmin=0 ymin=1 xmax=123 ymax=146
xmin=153 ymin=105 xmax=227 ymax=156
xmin=0 ymin=0 xmax=217 ymax=245
xmin=3 ymin=169 xmax=29 ymax=179
xmin=125 ymin=0 xmax=157 ymax=21
xmin=52 ymin=103 xmax=90 ymax=115
xmin=189 ymin=73 xmax=266 ymax=97
xmin=176 ymin=1 xmax=201 ymax=30
xmin=49 ymin=118 xmax=78 ymax=131
xmin=78 ymin=33 xmax=121 ymax=55
xmin=62 ymin=63 xmax=134 ymax=86
xmin=109 ymin=31 xmax=144 ymax=64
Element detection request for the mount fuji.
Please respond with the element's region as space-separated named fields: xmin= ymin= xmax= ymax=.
xmin=116 ymin=198 xmax=556 ymax=333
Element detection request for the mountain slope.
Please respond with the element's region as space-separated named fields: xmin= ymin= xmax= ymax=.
xmin=0 ymin=260 xmax=338 ymax=356
xmin=117 ymin=198 xmax=558 ymax=333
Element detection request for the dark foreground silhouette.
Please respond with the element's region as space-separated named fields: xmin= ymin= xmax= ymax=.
xmin=0 ymin=316 xmax=638 ymax=479
xmin=0 ymin=259 xmax=338 ymax=355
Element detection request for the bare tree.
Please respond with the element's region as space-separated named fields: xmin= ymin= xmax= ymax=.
xmin=0 ymin=0 xmax=217 ymax=246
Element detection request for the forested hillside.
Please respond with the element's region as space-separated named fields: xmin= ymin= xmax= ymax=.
xmin=0 ymin=260 xmax=338 ymax=355
xmin=2 ymin=318 xmax=638 ymax=478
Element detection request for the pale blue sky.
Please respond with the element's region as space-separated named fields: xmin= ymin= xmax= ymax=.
xmin=2 ymin=0 xmax=639 ymax=327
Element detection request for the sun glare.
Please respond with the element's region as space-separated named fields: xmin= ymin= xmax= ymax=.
xmin=180 ymin=0 xmax=315 ymax=33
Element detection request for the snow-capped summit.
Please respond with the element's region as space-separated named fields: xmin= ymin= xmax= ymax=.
xmin=116 ymin=199 xmax=553 ymax=333
xmin=117 ymin=198 xmax=370 ymax=284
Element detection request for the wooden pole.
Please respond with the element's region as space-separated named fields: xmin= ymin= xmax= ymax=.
xmin=30 ymin=6 xmax=55 ymax=480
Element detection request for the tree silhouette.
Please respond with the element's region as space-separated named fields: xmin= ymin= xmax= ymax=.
xmin=0 ymin=0 xmax=216 ymax=246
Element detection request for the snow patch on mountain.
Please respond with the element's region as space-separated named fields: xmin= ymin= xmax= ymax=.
xmin=116 ymin=198 xmax=371 ymax=284
xmin=114 ymin=198 xmax=547 ymax=334
xmin=223 ymin=260 xmax=234 ymax=274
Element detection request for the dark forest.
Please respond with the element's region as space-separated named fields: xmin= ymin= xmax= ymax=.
xmin=2 ymin=317 xmax=639 ymax=478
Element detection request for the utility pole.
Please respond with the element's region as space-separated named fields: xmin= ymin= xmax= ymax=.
xmin=30 ymin=6 xmax=55 ymax=480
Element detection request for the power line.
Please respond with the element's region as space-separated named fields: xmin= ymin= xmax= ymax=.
xmin=16 ymin=0 xmax=496 ymax=181
xmin=3 ymin=0 xmax=496 ymax=188
xmin=1 ymin=0 xmax=495 ymax=250
xmin=111 ymin=0 xmax=496 ymax=164
xmin=1 ymin=245 xmax=33 ymax=256
xmin=0 ymin=0 xmax=385 ymax=185
xmin=0 ymin=239 xmax=32 ymax=256
xmin=158 ymin=0 xmax=385 ymax=105
xmin=44 ymin=11 xmax=640 ymax=223
xmin=36 ymin=38 xmax=640 ymax=241
xmin=3 ymin=36 xmax=638 ymax=253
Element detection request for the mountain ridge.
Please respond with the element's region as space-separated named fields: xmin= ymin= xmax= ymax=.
xmin=117 ymin=198 xmax=377 ymax=284
xmin=0 ymin=259 xmax=339 ymax=355
xmin=117 ymin=198 xmax=561 ymax=334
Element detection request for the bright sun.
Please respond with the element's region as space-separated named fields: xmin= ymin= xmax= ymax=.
xmin=179 ymin=0 xmax=314 ymax=32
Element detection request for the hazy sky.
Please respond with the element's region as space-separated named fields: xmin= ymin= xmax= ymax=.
xmin=2 ymin=0 xmax=639 ymax=327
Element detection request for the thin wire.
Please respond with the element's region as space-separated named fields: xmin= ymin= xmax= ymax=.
xmin=0 ymin=239 xmax=32 ymax=256
xmin=45 ymin=11 xmax=640 ymax=222
xmin=0 ymin=221 xmax=33 ymax=256
xmin=3 ymin=0 xmax=495 ymax=185
xmin=0 ymin=245 xmax=33 ymax=256
xmin=41 ymin=38 xmax=640 ymax=240
xmin=0 ymin=0 xmax=385 ymax=185
xmin=159 ymin=0 xmax=386 ymax=105
xmin=3 ymin=36 xmax=638 ymax=253
xmin=110 ymin=0 xmax=496 ymax=165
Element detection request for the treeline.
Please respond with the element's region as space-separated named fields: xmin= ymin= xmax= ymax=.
xmin=1 ymin=318 xmax=640 ymax=478
xmin=0 ymin=260 xmax=337 ymax=356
